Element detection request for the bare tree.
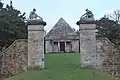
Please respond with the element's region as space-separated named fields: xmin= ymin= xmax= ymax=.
xmin=107 ymin=9 xmax=120 ymax=23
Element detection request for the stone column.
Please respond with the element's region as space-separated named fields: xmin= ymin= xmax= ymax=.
xmin=58 ymin=41 xmax=60 ymax=52
xmin=76 ymin=20 xmax=97 ymax=68
xmin=27 ymin=19 xmax=47 ymax=69
xmin=65 ymin=41 xmax=66 ymax=52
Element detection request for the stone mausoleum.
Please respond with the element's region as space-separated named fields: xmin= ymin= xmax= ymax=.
xmin=45 ymin=17 xmax=79 ymax=53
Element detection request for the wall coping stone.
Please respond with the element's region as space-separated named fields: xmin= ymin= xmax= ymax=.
xmin=0 ymin=39 xmax=27 ymax=56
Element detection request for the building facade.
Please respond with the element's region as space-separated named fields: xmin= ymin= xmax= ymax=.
xmin=45 ymin=18 xmax=79 ymax=53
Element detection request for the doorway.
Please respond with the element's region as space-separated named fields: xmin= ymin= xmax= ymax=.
xmin=60 ymin=42 xmax=65 ymax=51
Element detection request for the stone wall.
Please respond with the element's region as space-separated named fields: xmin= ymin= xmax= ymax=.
xmin=71 ymin=40 xmax=79 ymax=53
xmin=0 ymin=37 xmax=120 ymax=78
xmin=0 ymin=39 xmax=28 ymax=78
xmin=97 ymin=37 xmax=120 ymax=76
xmin=45 ymin=41 xmax=53 ymax=53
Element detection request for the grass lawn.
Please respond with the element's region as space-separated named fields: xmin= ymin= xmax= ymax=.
xmin=8 ymin=53 xmax=117 ymax=80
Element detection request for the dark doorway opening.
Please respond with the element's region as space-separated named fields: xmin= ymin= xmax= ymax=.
xmin=60 ymin=42 xmax=65 ymax=51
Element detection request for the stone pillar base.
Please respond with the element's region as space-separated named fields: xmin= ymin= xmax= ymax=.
xmin=28 ymin=62 xmax=44 ymax=70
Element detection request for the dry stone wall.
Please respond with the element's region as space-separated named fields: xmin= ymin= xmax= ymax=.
xmin=0 ymin=39 xmax=28 ymax=78
xmin=0 ymin=37 xmax=120 ymax=78
xmin=97 ymin=37 xmax=120 ymax=77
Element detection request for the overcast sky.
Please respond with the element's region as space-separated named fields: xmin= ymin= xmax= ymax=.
xmin=2 ymin=0 xmax=120 ymax=32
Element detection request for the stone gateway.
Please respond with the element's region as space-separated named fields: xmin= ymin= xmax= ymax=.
xmin=0 ymin=9 xmax=120 ymax=78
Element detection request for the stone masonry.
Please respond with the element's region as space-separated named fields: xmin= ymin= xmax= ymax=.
xmin=77 ymin=20 xmax=97 ymax=68
xmin=0 ymin=39 xmax=28 ymax=78
xmin=97 ymin=37 xmax=120 ymax=77
xmin=76 ymin=19 xmax=120 ymax=76
xmin=27 ymin=19 xmax=46 ymax=69
xmin=1 ymin=38 xmax=120 ymax=78
xmin=0 ymin=17 xmax=120 ymax=79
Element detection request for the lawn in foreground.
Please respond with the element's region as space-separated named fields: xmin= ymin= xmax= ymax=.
xmin=8 ymin=53 xmax=117 ymax=80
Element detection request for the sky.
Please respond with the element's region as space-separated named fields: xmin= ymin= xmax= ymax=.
xmin=2 ymin=0 xmax=120 ymax=32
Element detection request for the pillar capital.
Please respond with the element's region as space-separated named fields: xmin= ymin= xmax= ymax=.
xmin=27 ymin=19 xmax=47 ymax=26
xmin=76 ymin=20 xmax=96 ymax=25
xmin=76 ymin=20 xmax=96 ymax=30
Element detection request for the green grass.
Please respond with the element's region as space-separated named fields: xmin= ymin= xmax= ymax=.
xmin=8 ymin=53 xmax=118 ymax=80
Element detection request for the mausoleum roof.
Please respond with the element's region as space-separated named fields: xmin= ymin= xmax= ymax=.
xmin=45 ymin=17 xmax=79 ymax=40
